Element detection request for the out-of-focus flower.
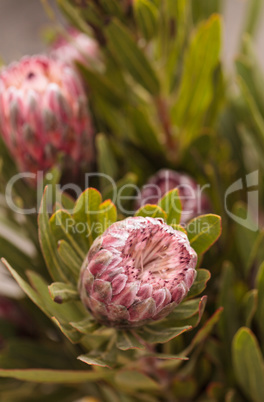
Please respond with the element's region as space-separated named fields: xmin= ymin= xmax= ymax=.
xmin=136 ymin=169 xmax=210 ymax=224
xmin=79 ymin=216 xmax=197 ymax=328
xmin=0 ymin=296 xmax=34 ymax=343
xmin=50 ymin=28 xmax=99 ymax=68
xmin=0 ymin=55 xmax=93 ymax=180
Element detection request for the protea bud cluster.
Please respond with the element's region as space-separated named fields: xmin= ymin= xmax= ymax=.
xmin=136 ymin=169 xmax=210 ymax=224
xmin=50 ymin=28 xmax=99 ymax=68
xmin=0 ymin=55 xmax=93 ymax=178
xmin=79 ymin=217 xmax=197 ymax=328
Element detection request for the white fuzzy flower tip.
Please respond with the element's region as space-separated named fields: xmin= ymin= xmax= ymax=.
xmin=79 ymin=217 xmax=197 ymax=328
xmin=0 ymin=55 xmax=93 ymax=179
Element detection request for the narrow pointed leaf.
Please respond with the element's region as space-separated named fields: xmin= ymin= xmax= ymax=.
xmin=232 ymin=327 xmax=264 ymax=402
xmin=0 ymin=368 xmax=110 ymax=383
xmin=136 ymin=325 xmax=192 ymax=344
xmin=49 ymin=209 xmax=86 ymax=260
xmin=57 ymin=240 xmax=83 ymax=282
xmin=115 ymin=370 xmax=160 ymax=391
xmin=186 ymin=307 xmax=223 ymax=353
xmin=78 ymin=353 xmax=114 ymax=368
xmin=38 ymin=186 xmax=68 ymax=282
xmin=159 ymin=189 xmax=182 ymax=225
xmin=256 ymin=262 xmax=264 ymax=337
xmin=97 ymin=200 xmax=117 ymax=235
xmin=70 ymin=317 xmax=99 ymax=334
xmin=117 ymin=331 xmax=145 ymax=350
xmin=73 ymin=188 xmax=102 ymax=248
xmin=105 ymin=19 xmax=160 ymax=95
xmin=186 ymin=269 xmax=211 ymax=299
xmin=135 ymin=204 xmax=167 ymax=219
xmin=187 ymin=214 xmax=222 ymax=255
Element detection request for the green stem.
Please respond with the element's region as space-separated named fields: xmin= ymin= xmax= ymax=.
xmin=154 ymin=96 xmax=177 ymax=157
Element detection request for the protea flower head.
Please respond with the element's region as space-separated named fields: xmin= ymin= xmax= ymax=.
xmin=79 ymin=217 xmax=197 ymax=328
xmin=0 ymin=55 xmax=93 ymax=180
xmin=136 ymin=169 xmax=210 ymax=224
xmin=50 ymin=28 xmax=99 ymax=68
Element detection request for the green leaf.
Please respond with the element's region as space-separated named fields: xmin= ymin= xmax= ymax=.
xmin=217 ymin=262 xmax=239 ymax=349
xmin=116 ymin=331 xmax=145 ymax=350
xmin=236 ymin=38 xmax=264 ymax=118
xmin=57 ymin=0 xmax=102 ymax=30
xmin=38 ymin=186 xmax=69 ymax=282
xmin=126 ymin=105 xmax=163 ymax=154
xmin=105 ymin=19 xmax=160 ymax=95
xmin=48 ymin=282 xmax=79 ymax=304
xmin=103 ymin=172 xmax=138 ymax=202
xmin=134 ymin=0 xmax=158 ymax=40
xmin=256 ymin=262 xmax=264 ymax=338
xmin=78 ymin=64 xmax=126 ymax=107
xmin=70 ymin=317 xmax=99 ymax=334
xmin=99 ymin=0 xmax=123 ymax=19
xmin=186 ymin=269 xmax=211 ymax=299
xmin=78 ymin=351 xmax=115 ymax=368
xmin=52 ymin=318 xmax=84 ymax=344
xmin=165 ymin=296 xmax=207 ymax=329
xmin=0 ymin=235 xmax=36 ymax=274
xmin=186 ymin=307 xmax=223 ymax=353
xmin=2 ymin=260 xmax=45 ymax=313
xmin=233 ymin=202 xmax=261 ymax=276
xmin=237 ymin=76 xmax=264 ymax=156
xmin=158 ymin=189 xmax=182 ymax=225
xmin=73 ymin=188 xmax=102 ymax=248
xmin=26 ymin=271 xmax=86 ymax=343
xmin=192 ymin=0 xmax=220 ymax=22
xmin=170 ymin=224 xmax=187 ymax=234
xmin=96 ymin=133 xmax=119 ymax=180
xmin=114 ymin=370 xmax=160 ymax=391
xmin=0 ymin=368 xmax=110 ymax=383
xmin=136 ymin=325 xmax=191 ymax=344
xmin=57 ymin=240 xmax=83 ymax=283
xmin=168 ymin=297 xmax=206 ymax=322
xmin=97 ymin=199 xmax=117 ymax=235
xmin=145 ymin=353 xmax=188 ymax=361
xmin=232 ymin=327 xmax=264 ymax=402
xmin=49 ymin=209 xmax=86 ymax=261
xmin=243 ymin=0 xmax=263 ymax=37
xmin=3 ymin=260 xmax=86 ymax=343
xmin=171 ymin=14 xmax=221 ymax=142
xmin=135 ymin=204 xmax=167 ymax=219
xmin=187 ymin=214 xmax=222 ymax=255
xmin=242 ymin=289 xmax=258 ymax=328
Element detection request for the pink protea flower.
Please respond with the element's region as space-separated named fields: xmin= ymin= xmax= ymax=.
xmin=0 ymin=55 xmax=93 ymax=179
xmin=50 ymin=28 xmax=99 ymax=68
xmin=136 ymin=169 xmax=210 ymax=224
xmin=79 ymin=217 xmax=197 ymax=328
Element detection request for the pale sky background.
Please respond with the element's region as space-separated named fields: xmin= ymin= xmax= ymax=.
xmin=0 ymin=0 xmax=263 ymax=72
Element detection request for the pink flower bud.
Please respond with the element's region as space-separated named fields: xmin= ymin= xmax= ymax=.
xmin=79 ymin=217 xmax=197 ymax=328
xmin=0 ymin=55 xmax=94 ymax=182
xmin=136 ymin=169 xmax=210 ymax=224
xmin=50 ymin=28 xmax=99 ymax=68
